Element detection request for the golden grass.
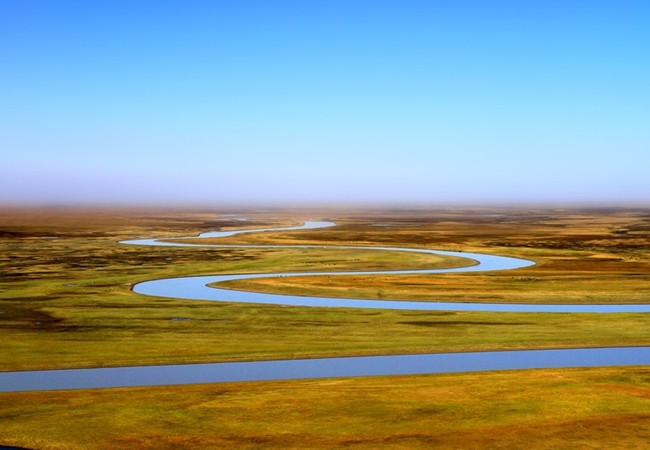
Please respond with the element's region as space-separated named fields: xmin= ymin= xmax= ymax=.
xmin=1 ymin=366 xmax=649 ymax=449
xmin=217 ymin=208 xmax=650 ymax=304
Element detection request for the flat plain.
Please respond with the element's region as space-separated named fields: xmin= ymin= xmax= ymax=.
xmin=1 ymin=206 xmax=649 ymax=449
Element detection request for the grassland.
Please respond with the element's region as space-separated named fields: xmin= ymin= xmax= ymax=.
xmin=1 ymin=367 xmax=649 ymax=449
xmin=1 ymin=205 xmax=649 ymax=448
xmin=220 ymin=209 xmax=650 ymax=304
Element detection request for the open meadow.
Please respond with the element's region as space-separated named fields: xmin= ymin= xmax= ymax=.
xmin=1 ymin=206 xmax=649 ymax=449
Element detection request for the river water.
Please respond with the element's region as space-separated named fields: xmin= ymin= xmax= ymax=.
xmin=1 ymin=347 xmax=649 ymax=392
xmin=129 ymin=221 xmax=650 ymax=313
xmin=2 ymin=220 xmax=647 ymax=392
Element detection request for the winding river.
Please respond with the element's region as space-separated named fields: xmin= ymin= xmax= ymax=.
xmin=1 ymin=221 xmax=648 ymax=392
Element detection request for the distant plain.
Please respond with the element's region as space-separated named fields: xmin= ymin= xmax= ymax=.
xmin=1 ymin=206 xmax=649 ymax=449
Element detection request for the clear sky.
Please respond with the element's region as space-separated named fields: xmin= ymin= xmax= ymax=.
xmin=2 ymin=0 xmax=649 ymax=205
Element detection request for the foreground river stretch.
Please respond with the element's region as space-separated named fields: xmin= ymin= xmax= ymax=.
xmin=2 ymin=221 xmax=648 ymax=392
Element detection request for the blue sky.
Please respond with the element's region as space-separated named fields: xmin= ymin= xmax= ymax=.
xmin=2 ymin=0 xmax=649 ymax=205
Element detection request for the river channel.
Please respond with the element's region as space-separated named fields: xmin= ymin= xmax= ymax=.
xmin=1 ymin=220 xmax=648 ymax=392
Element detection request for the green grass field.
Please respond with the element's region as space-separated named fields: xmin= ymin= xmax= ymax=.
xmin=1 ymin=206 xmax=649 ymax=448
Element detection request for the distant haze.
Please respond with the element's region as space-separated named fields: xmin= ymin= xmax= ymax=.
xmin=2 ymin=1 xmax=648 ymax=205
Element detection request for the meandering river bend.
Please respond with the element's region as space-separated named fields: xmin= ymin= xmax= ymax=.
xmin=1 ymin=221 xmax=648 ymax=392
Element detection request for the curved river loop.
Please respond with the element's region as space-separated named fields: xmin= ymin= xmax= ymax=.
xmin=1 ymin=221 xmax=648 ymax=392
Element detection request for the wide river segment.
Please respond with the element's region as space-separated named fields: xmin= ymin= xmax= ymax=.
xmin=1 ymin=220 xmax=648 ymax=392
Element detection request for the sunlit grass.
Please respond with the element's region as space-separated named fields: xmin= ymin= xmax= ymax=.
xmin=1 ymin=366 xmax=649 ymax=449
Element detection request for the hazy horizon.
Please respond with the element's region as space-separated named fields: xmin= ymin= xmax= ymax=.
xmin=2 ymin=1 xmax=649 ymax=205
